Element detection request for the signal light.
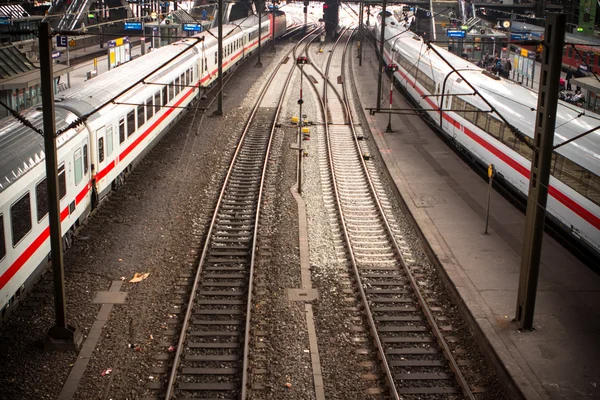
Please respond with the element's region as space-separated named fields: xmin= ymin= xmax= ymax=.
xmin=323 ymin=4 xmax=328 ymax=9
xmin=296 ymin=56 xmax=308 ymax=65
xmin=387 ymin=63 xmax=398 ymax=72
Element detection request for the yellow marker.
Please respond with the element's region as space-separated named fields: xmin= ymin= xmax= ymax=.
xmin=302 ymin=127 xmax=310 ymax=133
xmin=291 ymin=116 xmax=299 ymax=124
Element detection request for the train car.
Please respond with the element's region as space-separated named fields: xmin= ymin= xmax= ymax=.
xmin=0 ymin=11 xmax=287 ymax=320
xmin=374 ymin=12 xmax=600 ymax=261
xmin=561 ymin=33 xmax=600 ymax=74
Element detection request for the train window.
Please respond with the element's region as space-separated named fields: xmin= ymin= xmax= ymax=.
xmin=567 ymin=47 xmax=573 ymax=58
xmin=74 ymin=148 xmax=83 ymax=184
xmin=0 ymin=215 xmax=5 ymax=260
xmin=488 ymin=116 xmax=502 ymax=139
xmin=146 ymin=98 xmax=153 ymax=120
xmin=127 ymin=111 xmax=135 ymax=137
xmin=185 ymin=70 xmax=189 ymax=85
xmin=106 ymin=125 xmax=114 ymax=156
xmin=464 ymin=103 xmax=477 ymax=123
xmin=98 ymin=137 xmax=105 ymax=163
xmin=84 ymin=144 xmax=88 ymax=175
xmin=444 ymin=90 xmax=450 ymax=109
xmin=454 ymin=97 xmax=465 ymax=117
xmin=502 ymin=129 xmax=518 ymax=150
xmin=162 ymin=87 xmax=168 ymax=106
xmin=204 ymin=58 xmax=208 ymax=73
xmin=58 ymin=164 xmax=66 ymax=199
xmin=214 ymin=52 xmax=217 ymax=65
xmin=137 ymin=105 xmax=145 ymax=128
xmin=513 ymin=137 xmax=532 ymax=161
xmin=181 ymin=73 xmax=185 ymax=88
xmin=587 ymin=173 xmax=600 ymax=205
xmin=475 ymin=110 xmax=488 ymax=131
xmin=11 ymin=193 xmax=31 ymax=247
xmin=557 ymin=156 xmax=586 ymax=192
xmin=36 ymin=178 xmax=48 ymax=222
xmin=169 ymin=82 xmax=175 ymax=101
xmin=596 ymin=55 xmax=600 ymax=68
xmin=175 ymin=77 xmax=180 ymax=96
xmin=154 ymin=92 xmax=161 ymax=114
xmin=575 ymin=52 xmax=580 ymax=61
xmin=119 ymin=118 xmax=126 ymax=143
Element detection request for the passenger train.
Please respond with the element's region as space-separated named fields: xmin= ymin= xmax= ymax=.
xmin=0 ymin=11 xmax=287 ymax=319
xmin=374 ymin=11 xmax=600 ymax=261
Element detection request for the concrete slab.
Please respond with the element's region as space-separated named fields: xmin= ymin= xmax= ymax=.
xmin=92 ymin=291 xmax=127 ymax=304
xmin=287 ymin=288 xmax=319 ymax=302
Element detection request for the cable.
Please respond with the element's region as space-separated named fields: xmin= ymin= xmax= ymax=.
xmin=0 ymin=99 xmax=44 ymax=136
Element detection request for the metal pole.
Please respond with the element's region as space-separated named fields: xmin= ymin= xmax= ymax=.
xmin=429 ymin=0 xmax=436 ymax=41
xmin=298 ymin=65 xmax=303 ymax=194
xmin=531 ymin=52 xmax=536 ymax=89
xmin=508 ymin=9 xmax=513 ymax=78
xmin=484 ymin=165 xmax=494 ymax=234
xmin=386 ymin=78 xmax=392 ymax=132
xmin=515 ymin=13 xmax=566 ymax=331
xmin=376 ymin=0 xmax=387 ymax=112
xmin=39 ymin=22 xmax=81 ymax=351
xmin=66 ymin=35 xmax=71 ymax=88
xmin=256 ymin=0 xmax=262 ymax=67
xmin=358 ymin=1 xmax=363 ymax=66
xmin=214 ymin=0 xmax=223 ymax=115
xmin=304 ymin=1 xmax=307 ymax=31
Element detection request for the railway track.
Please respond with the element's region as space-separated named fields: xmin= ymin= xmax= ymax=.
xmin=162 ymin=31 xmax=318 ymax=399
xmin=312 ymin=29 xmax=477 ymax=398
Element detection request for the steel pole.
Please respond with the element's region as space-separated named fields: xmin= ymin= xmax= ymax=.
xmin=215 ymin=0 xmax=223 ymax=115
xmin=358 ymin=1 xmax=363 ymax=66
xmin=515 ymin=13 xmax=566 ymax=331
xmin=256 ymin=0 xmax=262 ymax=67
xmin=376 ymin=0 xmax=387 ymax=112
xmin=298 ymin=65 xmax=303 ymax=194
xmin=66 ymin=35 xmax=71 ymax=88
xmin=40 ymin=22 xmax=81 ymax=351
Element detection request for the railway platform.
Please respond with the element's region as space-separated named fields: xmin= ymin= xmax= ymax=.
xmin=352 ymin=39 xmax=600 ymax=399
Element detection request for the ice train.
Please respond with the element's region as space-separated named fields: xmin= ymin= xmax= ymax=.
xmin=374 ymin=11 xmax=600 ymax=260
xmin=0 ymin=11 xmax=287 ymax=318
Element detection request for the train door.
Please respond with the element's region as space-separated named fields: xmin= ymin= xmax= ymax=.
xmin=95 ymin=126 xmax=106 ymax=175
xmin=93 ymin=126 xmax=106 ymax=206
xmin=441 ymin=79 xmax=454 ymax=134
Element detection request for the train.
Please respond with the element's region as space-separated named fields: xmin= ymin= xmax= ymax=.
xmin=373 ymin=10 xmax=600 ymax=261
xmin=0 ymin=11 xmax=287 ymax=319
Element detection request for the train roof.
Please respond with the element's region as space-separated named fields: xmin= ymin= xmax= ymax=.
xmin=0 ymin=108 xmax=81 ymax=195
xmin=57 ymin=40 xmax=199 ymax=117
xmin=0 ymin=16 xmax=262 ymax=195
xmin=56 ymin=21 xmax=248 ymax=117
xmin=382 ymin=18 xmax=600 ymax=175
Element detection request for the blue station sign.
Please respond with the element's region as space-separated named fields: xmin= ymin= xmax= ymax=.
xmin=0 ymin=16 xmax=10 ymax=25
xmin=182 ymin=23 xmax=202 ymax=32
xmin=447 ymin=30 xmax=466 ymax=38
xmin=56 ymin=35 xmax=68 ymax=47
xmin=124 ymin=21 xmax=143 ymax=30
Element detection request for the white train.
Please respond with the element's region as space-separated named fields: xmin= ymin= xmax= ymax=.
xmin=374 ymin=11 xmax=600 ymax=260
xmin=0 ymin=11 xmax=287 ymax=319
